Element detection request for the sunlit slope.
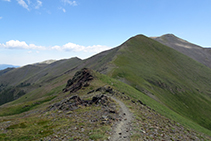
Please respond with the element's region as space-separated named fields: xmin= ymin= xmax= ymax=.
xmin=110 ymin=35 xmax=211 ymax=130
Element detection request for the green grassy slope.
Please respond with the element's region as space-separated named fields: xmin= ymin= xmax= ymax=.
xmin=98 ymin=72 xmax=211 ymax=136
xmin=110 ymin=35 xmax=211 ymax=130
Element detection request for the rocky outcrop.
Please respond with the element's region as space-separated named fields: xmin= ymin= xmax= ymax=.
xmin=47 ymin=94 xmax=116 ymax=113
xmin=63 ymin=68 xmax=94 ymax=93
xmin=87 ymin=86 xmax=115 ymax=95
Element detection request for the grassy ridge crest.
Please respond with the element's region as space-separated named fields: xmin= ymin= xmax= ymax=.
xmin=110 ymin=34 xmax=211 ymax=130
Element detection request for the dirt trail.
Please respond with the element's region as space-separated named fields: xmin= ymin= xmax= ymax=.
xmin=110 ymin=96 xmax=133 ymax=141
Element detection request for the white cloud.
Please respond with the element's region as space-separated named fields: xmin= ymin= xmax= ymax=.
xmin=0 ymin=40 xmax=111 ymax=54
xmin=52 ymin=42 xmax=111 ymax=53
xmin=51 ymin=45 xmax=61 ymax=50
xmin=0 ymin=17 xmax=2 ymax=20
xmin=3 ymin=0 xmax=11 ymax=2
xmin=17 ymin=0 xmax=29 ymax=10
xmin=0 ymin=40 xmax=46 ymax=50
xmin=35 ymin=0 xmax=42 ymax=9
xmin=62 ymin=0 xmax=77 ymax=6
xmin=63 ymin=42 xmax=85 ymax=51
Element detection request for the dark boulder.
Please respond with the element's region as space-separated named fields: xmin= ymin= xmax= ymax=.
xmin=63 ymin=68 xmax=94 ymax=93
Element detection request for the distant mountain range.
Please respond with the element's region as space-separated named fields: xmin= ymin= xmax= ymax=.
xmin=0 ymin=64 xmax=19 ymax=70
xmin=0 ymin=34 xmax=211 ymax=140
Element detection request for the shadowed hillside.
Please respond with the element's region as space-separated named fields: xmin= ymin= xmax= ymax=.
xmin=0 ymin=57 xmax=82 ymax=105
xmin=0 ymin=68 xmax=15 ymax=76
xmin=0 ymin=57 xmax=82 ymax=86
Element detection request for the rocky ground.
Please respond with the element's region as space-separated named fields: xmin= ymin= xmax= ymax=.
xmin=110 ymin=96 xmax=133 ymax=141
xmin=131 ymin=102 xmax=211 ymax=141
xmin=41 ymin=93 xmax=121 ymax=141
xmin=38 ymin=85 xmax=134 ymax=141
xmin=111 ymin=91 xmax=211 ymax=141
xmin=42 ymin=83 xmax=211 ymax=141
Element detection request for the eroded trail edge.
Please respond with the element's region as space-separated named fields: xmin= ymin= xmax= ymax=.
xmin=110 ymin=96 xmax=133 ymax=141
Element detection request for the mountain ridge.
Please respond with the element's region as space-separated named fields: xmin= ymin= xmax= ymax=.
xmin=1 ymin=34 xmax=211 ymax=140
xmin=107 ymin=34 xmax=211 ymax=130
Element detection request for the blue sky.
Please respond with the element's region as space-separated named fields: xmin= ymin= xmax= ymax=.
xmin=0 ymin=0 xmax=211 ymax=66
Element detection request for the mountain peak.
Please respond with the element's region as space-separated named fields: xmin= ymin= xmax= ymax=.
xmin=151 ymin=33 xmax=178 ymax=39
xmin=152 ymin=33 xmax=191 ymax=45
xmin=161 ymin=33 xmax=177 ymax=37
xmin=126 ymin=34 xmax=150 ymax=43
xmin=133 ymin=34 xmax=148 ymax=39
xmin=161 ymin=34 xmax=189 ymax=42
